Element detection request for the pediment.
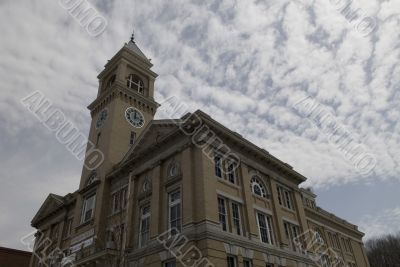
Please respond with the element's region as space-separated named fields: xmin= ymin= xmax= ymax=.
xmin=120 ymin=119 xmax=181 ymax=164
xmin=31 ymin=194 xmax=64 ymax=226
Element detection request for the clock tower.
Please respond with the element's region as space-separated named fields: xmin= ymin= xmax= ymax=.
xmin=70 ymin=36 xmax=159 ymax=246
xmin=80 ymin=35 xmax=159 ymax=188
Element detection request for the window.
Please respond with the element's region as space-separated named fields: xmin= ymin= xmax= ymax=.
xmin=96 ymin=132 xmax=101 ymax=146
xmin=111 ymin=186 xmax=128 ymax=214
xmin=127 ymin=74 xmax=144 ymax=94
xmin=283 ymin=221 xmax=301 ymax=252
xmin=266 ymin=264 xmax=273 ymax=267
xmin=106 ymin=74 xmax=116 ymax=89
xmin=227 ymin=162 xmax=237 ymax=184
xmin=164 ymin=260 xmax=176 ymax=267
xmin=315 ymin=228 xmax=325 ymax=244
xmin=277 ymin=185 xmax=294 ymax=210
xmin=346 ymin=239 xmax=353 ymax=253
xmin=139 ymin=205 xmax=150 ymax=248
xmin=218 ymin=197 xmax=228 ymax=231
xmin=81 ymin=194 xmax=96 ymax=223
xmin=63 ymin=218 xmax=73 ymax=238
xmin=227 ymin=256 xmax=237 ymax=267
xmin=250 ymin=176 xmax=267 ymax=198
xmin=51 ymin=224 xmax=59 ymax=240
xmin=231 ymin=203 xmax=242 ymax=235
xmin=243 ymin=259 xmax=252 ymax=267
xmin=168 ymin=190 xmax=181 ymax=233
xmin=256 ymin=212 xmax=274 ymax=245
xmin=328 ymin=232 xmax=340 ymax=249
xmin=130 ymin=131 xmax=136 ymax=145
xmin=320 ymin=254 xmax=331 ymax=267
xmin=86 ymin=172 xmax=97 ymax=186
xmin=214 ymin=155 xmax=222 ymax=178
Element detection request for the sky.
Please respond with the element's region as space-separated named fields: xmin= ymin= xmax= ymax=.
xmin=0 ymin=0 xmax=399 ymax=250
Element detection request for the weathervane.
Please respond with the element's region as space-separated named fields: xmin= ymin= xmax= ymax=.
xmin=130 ymin=29 xmax=135 ymax=43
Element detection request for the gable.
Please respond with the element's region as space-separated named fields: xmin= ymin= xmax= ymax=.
xmin=31 ymin=194 xmax=64 ymax=227
xmin=120 ymin=119 xmax=181 ymax=165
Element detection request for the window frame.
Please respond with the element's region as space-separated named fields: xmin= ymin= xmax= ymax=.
xmin=111 ymin=186 xmax=128 ymax=214
xmin=218 ymin=197 xmax=228 ymax=231
xmin=256 ymin=212 xmax=274 ymax=245
xmin=227 ymin=255 xmax=237 ymax=267
xmin=231 ymin=202 xmax=242 ymax=235
xmin=250 ymin=176 xmax=268 ymax=198
xmin=214 ymin=155 xmax=223 ymax=178
xmin=168 ymin=190 xmax=182 ymax=233
xmin=81 ymin=194 xmax=96 ymax=224
xmin=227 ymin=162 xmax=237 ymax=184
xmin=243 ymin=259 xmax=252 ymax=267
xmin=139 ymin=205 xmax=151 ymax=248
xmin=127 ymin=74 xmax=145 ymax=94
xmin=283 ymin=221 xmax=301 ymax=252
xmin=277 ymin=185 xmax=295 ymax=210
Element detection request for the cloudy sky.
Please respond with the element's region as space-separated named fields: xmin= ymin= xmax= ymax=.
xmin=1 ymin=0 xmax=399 ymax=250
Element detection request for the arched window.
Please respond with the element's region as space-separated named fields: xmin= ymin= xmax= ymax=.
xmin=107 ymin=74 xmax=116 ymax=89
xmin=250 ymin=176 xmax=268 ymax=198
xmin=127 ymin=74 xmax=144 ymax=94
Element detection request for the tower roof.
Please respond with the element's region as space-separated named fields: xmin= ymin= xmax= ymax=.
xmin=124 ymin=34 xmax=150 ymax=62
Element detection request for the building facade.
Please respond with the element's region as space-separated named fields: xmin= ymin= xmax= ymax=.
xmin=30 ymin=37 xmax=370 ymax=267
xmin=0 ymin=246 xmax=32 ymax=267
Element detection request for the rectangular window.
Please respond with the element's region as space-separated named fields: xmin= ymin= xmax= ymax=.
xmin=169 ymin=190 xmax=181 ymax=233
xmin=111 ymin=186 xmax=128 ymax=214
xmin=277 ymin=186 xmax=294 ymax=210
xmin=283 ymin=221 xmax=301 ymax=252
xmin=256 ymin=212 xmax=274 ymax=245
xmin=231 ymin=202 xmax=242 ymax=235
xmin=96 ymin=132 xmax=101 ymax=146
xmin=227 ymin=162 xmax=236 ymax=184
xmin=227 ymin=256 xmax=237 ymax=267
xmin=81 ymin=194 xmax=96 ymax=223
xmin=139 ymin=205 xmax=150 ymax=248
xmin=346 ymin=239 xmax=353 ymax=253
xmin=333 ymin=234 xmax=340 ymax=249
xmin=63 ymin=218 xmax=73 ymax=238
xmin=165 ymin=260 xmax=176 ymax=267
xmin=130 ymin=131 xmax=136 ymax=145
xmin=215 ymin=155 xmax=222 ymax=178
xmin=51 ymin=224 xmax=59 ymax=240
xmin=243 ymin=259 xmax=252 ymax=267
xmin=218 ymin=197 xmax=228 ymax=231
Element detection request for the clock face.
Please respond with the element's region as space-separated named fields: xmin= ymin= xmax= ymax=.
xmin=95 ymin=108 xmax=108 ymax=129
xmin=125 ymin=107 xmax=145 ymax=128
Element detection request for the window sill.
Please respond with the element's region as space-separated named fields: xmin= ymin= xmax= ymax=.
xmin=216 ymin=177 xmax=240 ymax=189
xmin=281 ymin=206 xmax=296 ymax=214
xmin=252 ymin=194 xmax=271 ymax=203
xmin=76 ymin=219 xmax=94 ymax=230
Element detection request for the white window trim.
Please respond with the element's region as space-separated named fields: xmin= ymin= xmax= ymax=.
xmin=256 ymin=212 xmax=274 ymax=245
xmin=81 ymin=194 xmax=96 ymax=224
xmin=231 ymin=202 xmax=243 ymax=236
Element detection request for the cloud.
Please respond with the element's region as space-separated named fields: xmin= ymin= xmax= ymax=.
xmin=0 ymin=0 xmax=399 ymax=249
xmin=359 ymin=207 xmax=400 ymax=240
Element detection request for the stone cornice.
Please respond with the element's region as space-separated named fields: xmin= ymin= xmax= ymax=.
xmin=87 ymin=83 xmax=159 ymax=115
xmin=305 ymin=206 xmax=364 ymax=238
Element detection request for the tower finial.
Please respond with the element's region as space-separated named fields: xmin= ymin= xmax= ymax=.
xmin=130 ymin=30 xmax=135 ymax=43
